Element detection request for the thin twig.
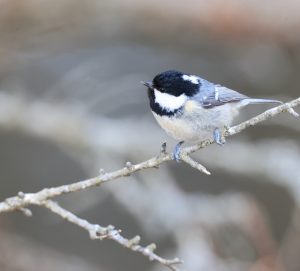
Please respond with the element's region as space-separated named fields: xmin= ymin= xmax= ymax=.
xmin=0 ymin=96 xmax=299 ymax=271
xmin=0 ymin=97 xmax=299 ymax=214
xmin=180 ymin=153 xmax=211 ymax=175
xmin=39 ymin=200 xmax=182 ymax=271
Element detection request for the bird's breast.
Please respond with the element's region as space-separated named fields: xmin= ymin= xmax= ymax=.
xmin=151 ymin=101 xmax=239 ymax=142
xmin=152 ymin=111 xmax=197 ymax=142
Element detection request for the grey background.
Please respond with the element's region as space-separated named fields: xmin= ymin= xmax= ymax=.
xmin=0 ymin=1 xmax=299 ymax=271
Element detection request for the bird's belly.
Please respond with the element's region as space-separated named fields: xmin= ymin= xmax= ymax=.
xmin=152 ymin=103 xmax=238 ymax=142
xmin=152 ymin=112 xmax=199 ymax=142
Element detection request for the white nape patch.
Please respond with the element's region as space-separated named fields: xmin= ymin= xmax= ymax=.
xmin=182 ymin=74 xmax=199 ymax=84
xmin=154 ymin=89 xmax=187 ymax=111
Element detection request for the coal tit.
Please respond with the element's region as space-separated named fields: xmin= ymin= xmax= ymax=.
xmin=141 ymin=70 xmax=281 ymax=161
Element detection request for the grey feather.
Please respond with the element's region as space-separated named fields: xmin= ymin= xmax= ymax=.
xmin=194 ymin=80 xmax=249 ymax=108
xmin=194 ymin=79 xmax=281 ymax=108
xmin=239 ymin=98 xmax=282 ymax=106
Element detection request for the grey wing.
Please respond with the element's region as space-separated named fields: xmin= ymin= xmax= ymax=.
xmin=195 ymin=84 xmax=249 ymax=108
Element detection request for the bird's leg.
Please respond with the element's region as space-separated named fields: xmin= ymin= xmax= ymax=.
xmin=173 ymin=141 xmax=184 ymax=162
xmin=213 ymin=128 xmax=225 ymax=146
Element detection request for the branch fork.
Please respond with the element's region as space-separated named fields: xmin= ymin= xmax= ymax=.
xmin=0 ymin=97 xmax=299 ymax=271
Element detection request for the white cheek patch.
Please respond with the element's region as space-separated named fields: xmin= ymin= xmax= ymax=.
xmin=154 ymin=89 xmax=187 ymax=111
xmin=182 ymin=74 xmax=199 ymax=84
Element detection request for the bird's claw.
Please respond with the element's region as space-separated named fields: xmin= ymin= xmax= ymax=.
xmin=213 ymin=128 xmax=225 ymax=146
xmin=173 ymin=141 xmax=184 ymax=162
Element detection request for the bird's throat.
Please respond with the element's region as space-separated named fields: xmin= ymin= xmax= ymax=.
xmin=148 ymin=88 xmax=185 ymax=116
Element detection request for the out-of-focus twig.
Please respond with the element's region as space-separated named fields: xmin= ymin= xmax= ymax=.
xmin=0 ymin=229 xmax=104 ymax=271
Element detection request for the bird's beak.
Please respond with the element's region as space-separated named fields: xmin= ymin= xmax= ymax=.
xmin=141 ymin=81 xmax=153 ymax=89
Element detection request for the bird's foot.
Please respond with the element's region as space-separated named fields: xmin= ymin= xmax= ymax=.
xmin=173 ymin=141 xmax=184 ymax=162
xmin=213 ymin=128 xmax=225 ymax=146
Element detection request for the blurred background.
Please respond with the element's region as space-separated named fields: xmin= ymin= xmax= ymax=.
xmin=0 ymin=0 xmax=300 ymax=270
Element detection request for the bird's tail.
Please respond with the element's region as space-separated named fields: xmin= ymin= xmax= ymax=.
xmin=246 ymin=98 xmax=282 ymax=105
xmin=238 ymin=98 xmax=282 ymax=108
xmin=241 ymin=98 xmax=299 ymax=117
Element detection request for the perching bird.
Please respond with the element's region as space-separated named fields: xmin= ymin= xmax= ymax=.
xmin=141 ymin=70 xmax=283 ymax=161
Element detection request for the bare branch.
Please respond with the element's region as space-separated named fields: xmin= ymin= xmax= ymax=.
xmin=38 ymin=200 xmax=183 ymax=271
xmin=0 ymin=96 xmax=299 ymax=271
xmin=0 ymin=97 xmax=299 ymax=214
xmin=180 ymin=153 xmax=211 ymax=175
